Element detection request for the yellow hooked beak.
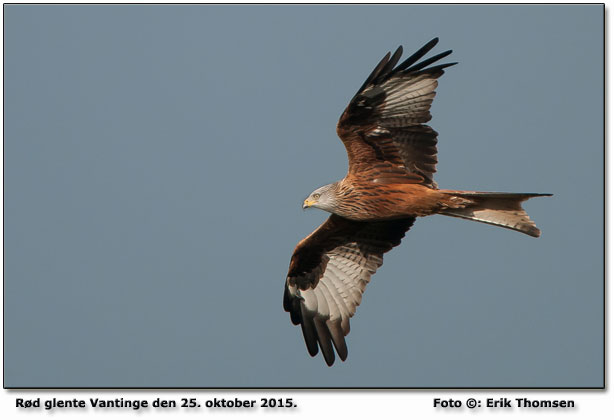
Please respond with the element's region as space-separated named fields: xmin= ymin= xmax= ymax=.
xmin=303 ymin=199 xmax=317 ymax=209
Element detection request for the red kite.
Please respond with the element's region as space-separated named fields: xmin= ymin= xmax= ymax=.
xmin=283 ymin=38 xmax=550 ymax=366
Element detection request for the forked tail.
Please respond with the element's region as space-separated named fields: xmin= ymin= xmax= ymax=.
xmin=438 ymin=191 xmax=552 ymax=237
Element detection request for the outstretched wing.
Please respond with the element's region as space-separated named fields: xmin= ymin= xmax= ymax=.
xmin=283 ymin=215 xmax=415 ymax=366
xmin=337 ymin=38 xmax=456 ymax=188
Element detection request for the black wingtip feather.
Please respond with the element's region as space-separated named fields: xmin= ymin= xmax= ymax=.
xmin=283 ymin=285 xmax=303 ymax=325
xmin=391 ymin=37 xmax=440 ymax=75
xmin=406 ymin=49 xmax=453 ymax=73
xmin=282 ymin=284 xmax=291 ymax=311
xmin=355 ymin=51 xmax=392 ymax=96
xmin=416 ymin=62 xmax=458 ymax=76
xmin=314 ymin=319 xmax=336 ymax=366
xmin=378 ymin=46 xmax=403 ymax=81
xmin=300 ymin=315 xmax=320 ymax=357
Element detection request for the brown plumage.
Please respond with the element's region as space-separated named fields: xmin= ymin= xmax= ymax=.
xmin=284 ymin=38 xmax=551 ymax=366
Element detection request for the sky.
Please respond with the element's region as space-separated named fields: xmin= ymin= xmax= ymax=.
xmin=4 ymin=4 xmax=604 ymax=387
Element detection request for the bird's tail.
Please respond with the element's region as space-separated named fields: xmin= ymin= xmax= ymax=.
xmin=438 ymin=191 xmax=552 ymax=237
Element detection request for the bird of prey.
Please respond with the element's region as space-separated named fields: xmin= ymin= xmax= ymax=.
xmin=283 ymin=38 xmax=550 ymax=366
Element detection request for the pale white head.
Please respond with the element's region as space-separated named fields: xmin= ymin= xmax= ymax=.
xmin=303 ymin=183 xmax=338 ymax=213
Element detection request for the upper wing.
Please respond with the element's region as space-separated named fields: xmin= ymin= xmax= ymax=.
xmin=337 ymin=38 xmax=456 ymax=188
xmin=283 ymin=214 xmax=415 ymax=366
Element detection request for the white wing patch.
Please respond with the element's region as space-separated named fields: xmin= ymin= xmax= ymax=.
xmin=376 ymin=74 xmax=439 ymax=127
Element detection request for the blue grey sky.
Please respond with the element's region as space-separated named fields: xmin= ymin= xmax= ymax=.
xmin=4 ymin=5 xmax=603 ymax=387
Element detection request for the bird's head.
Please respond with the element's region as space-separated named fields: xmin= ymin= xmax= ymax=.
xmin=303 ymin=183 xmax=338 ymax=213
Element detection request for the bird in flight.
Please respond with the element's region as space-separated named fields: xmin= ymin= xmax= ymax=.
xmin=283 ymin=38 xmax=550 ymax=366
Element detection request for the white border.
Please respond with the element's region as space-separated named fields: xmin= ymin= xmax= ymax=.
xmin=0 ymin=1 xmax=609 ymax=418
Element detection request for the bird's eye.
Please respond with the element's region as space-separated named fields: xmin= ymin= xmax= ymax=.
xmin=313 ymin=193 xmax=321 ymax=200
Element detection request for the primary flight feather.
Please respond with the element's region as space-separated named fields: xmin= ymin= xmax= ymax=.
xmin=283 ymin=38 xmax=551 ymax=366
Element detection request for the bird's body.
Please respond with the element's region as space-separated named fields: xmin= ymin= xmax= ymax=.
xmin=283 ymin=38 xmax=551 ymax=366
xmin=320 ymin=180 xmax=461 ymax=220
